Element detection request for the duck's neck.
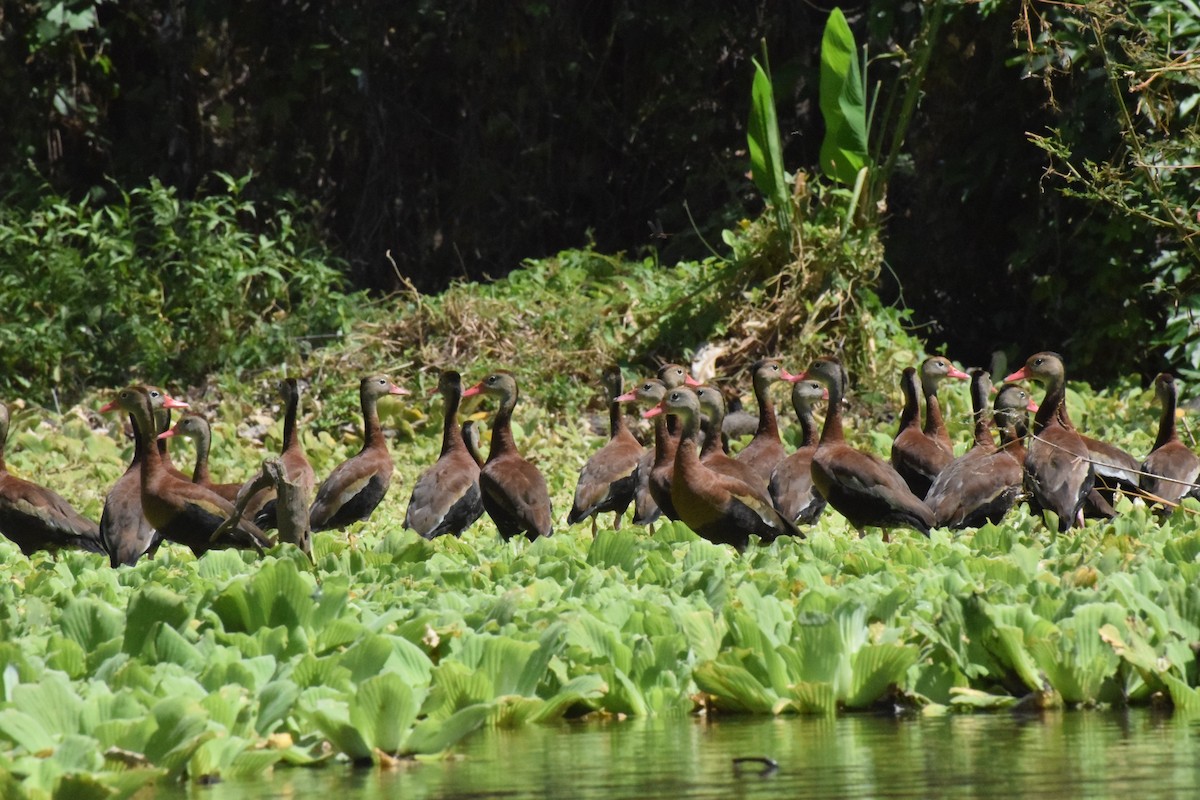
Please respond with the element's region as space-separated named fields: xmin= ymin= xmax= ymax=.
xmin=282 ymin=390 xmax=301 ymax=456
xmin=754 ymin=378 xmax=780 ymax=441
xmin=921 ymin=375 xmax=948 ymax=439
xmin=440 ymin=389 xmax=464 ymax=458
xmin=700 ymin=417 xmax=723 ymax=459
xmin=190 ymin=426 xmax=212 ymax=484
xmin=654 ymin=415 xmax=680 ymax=466
xmin=486 ymin=393 xmax=518 ymax=462
xmin=652 ymin=415 xmax=669 ymax=461
xmin=609 ymin=394 xmax=630 ymax=441
xmin=997 ymin=424 xmax=1027 ymax=463
xmin=362 ymin=391 xmax=387 ymax=451
xmin=156 ymin=408 xmax=176 ymax=470
xmin=1034 ymin=378 xmax=1072 ymax=434
xmin=819 ymin=383 xmax=846 ymax=446
xmin=137 ymin=407 xmax=166 ymax=484
xmin=798 ymin=403 xmax=820 ymax=448
xmin=128 ymin=414 xmax=145 ymax=469
xmin=1153 ymin=386 xmax=1179 ymax=451
xmin=897 ymin=372 xmax=920 ymax=434
xmin=971 ymin=385 xmax=993 ymax=450
xmin=674 ymin=413 xmax=702 ymax=473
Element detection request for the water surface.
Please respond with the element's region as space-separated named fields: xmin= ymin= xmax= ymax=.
xmin=174 ymin=711 xmax=1200 ymax=799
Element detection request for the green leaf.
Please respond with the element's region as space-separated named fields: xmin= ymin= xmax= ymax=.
xmin=747 ymin=54 xmax=792 ymax=230
xmin=59 ymin=597 xmax=123 ymax=655
xmin=1162 ymin=674 xmax=1200 ymax=716
xmin=255 ymin=680 xmax=300 ymax=736
xmin=306 ymin=697 xmax=371 ymax=762
xmin=122 ymin=586 xmax=191 ymax=657
xmin=785 ymin=681 xmax=837 ymax=716
xmin=11 ymin=673 xmax=82 ymax=739
xmin=844 ymin=643 xmax=919 ymax=708
xmin=693 ymin=660 xmax=777 ymax=713
xmin=402 ymin=703 xmax=491 ymax=756
xmin=349 ymin=673 xmax=419 ymax=755
xmin=0 ymin=709 xmax=55 ymax=753
xmin=819 ymin=8 xmax=869 ymax=185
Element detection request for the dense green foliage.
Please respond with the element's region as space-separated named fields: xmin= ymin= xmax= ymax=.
xmin=0 ymin=174 xmax=356 ymax=403
xmin=886 ymin=1 xmax=1200 ymax=383
xmin=3 ymin=7 xmax=1200 ymax=792
xmin=5 ymin=0 xmax=1199 ymax=391
xmin=0 ymin=0 xmax=832 ymax=290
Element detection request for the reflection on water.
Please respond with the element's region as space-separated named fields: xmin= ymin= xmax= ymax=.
xmin=176 ymin=711 xmax=1200 ymax=799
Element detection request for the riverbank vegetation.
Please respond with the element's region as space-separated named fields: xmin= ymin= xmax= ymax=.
xmin=3 ymin=1 xmax=1200 ymax=796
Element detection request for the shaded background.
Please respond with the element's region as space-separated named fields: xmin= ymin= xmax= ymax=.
xmin=0 ymin=0 xmax=1167 ymax=382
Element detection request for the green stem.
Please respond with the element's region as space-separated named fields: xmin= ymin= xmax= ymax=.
xmin=1088 ymin=12 xmax=1200 ymax=274
xmin=876 ymin=0 xmax=946 ymax=206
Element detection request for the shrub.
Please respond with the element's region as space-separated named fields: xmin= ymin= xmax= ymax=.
xmin=0 ymin=173 xmax=359 ymax=403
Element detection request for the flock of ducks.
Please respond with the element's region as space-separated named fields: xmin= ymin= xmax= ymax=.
xmin=0 ymin=350 xmax=1196 ymax=563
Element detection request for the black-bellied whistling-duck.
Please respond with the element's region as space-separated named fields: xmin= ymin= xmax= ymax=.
xmin=0 ymin=402 xmax=105 ymax=557
xmin=802 ymin=356 xmax=935 ymax=536
xmin=309 ymin=375 xmax=409 ymax=533
xmin=734 ymin=359 xmax=795 ymax=483
xmin=693 ymin=385 xmax=771 ymax=495
xmin=925 ymin=372 xmax=1037 ymax=529
xmin=98 ymin=387 xmax=189 ymax=566
xmin=615 ymin=377 xmax=668 ymax=525
xmin=721 ymin=393 xmax=759 ymax=440
xmin=891 ymin=356 xmax=970 ymax=498
xmin=993 ymin=383 xmax=1035 ymax=456
xmin=568 ymin=366 xmax=643 ymax=535
xmin=159 ymin=413 xmax=243 ymax=503
xmin=768 ymin=378 xmax=828 ymax=525
xmin=1078 ymin=433 xmax=1140 ymax=513
xmin=1004 ymin=352 xmax=1094 ymax=532
xmin=253 ymin=378 xmax=316 ymax=532
xmin=658 ymin=363 xmax=699 ymax=391
xmin=404 ymin=370 xmax=484 ymax=539
xmin=463 ymin=371 xmax=553 ymax=541
xmin=1141 ymin=373 xmax=1200 ymax=508
xmin=463 ymin=420 xmax=486 ymax=467
xmin=648 ymin=386 xmax=800 ymax=551
xmin=112 ymin=386 xmax=271 ymax=556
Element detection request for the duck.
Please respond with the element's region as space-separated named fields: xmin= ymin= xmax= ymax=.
xmin=463 ymin=371 xmax=553 ymax=541
xmin=1078 ymin=433 xmax=1140 ymax=513
xmin=693 ymin=384 xmax=771 ymax=495
xmin=641 ymin=362 xmax=701 ymax=522
xmin=768 ymin=377 xmax=828 ymax=525
xmin=891 ymin=356 xmax=970 ymax=498
xmin=648 ymin=386 xmax=800 ymax=551
xmin=615 ymin=377 xmax=670 ymax=525
xmin=925 ymin=371 xmax=1037 ymax=529
xmin=733 ymin=359 xmax=795 ymax=483
xmin=253 ymin=378 xmax=316 ymax=531
xmin=404 ymin=369 xmax=485 ymax=539
xmin=658 ymin=363 xmax=699 ymax=392
xmin=159 ymin=413 xmax=244 ymax=503
xmin=567 ymin=366 xmax=643 ymax=535
xmin=111 ymin=386 xmax=271 ymax=556
xmin=1003 ymin=352 xmax=1094 ymax=532
xmin=993 ymin=383 xmax=1036 ymax=454
xmin=801 ymin=356 xmax=935 ymax=536
xmin=0 ymin=402 xmax=106 ymax=557
xmin=98 ymin=386 xmax=189 ymax=566
xmin=1140 ymin=372 xmax=1200 ymax=509
xmin=309 ymin=375 xmax=409 ymax=533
